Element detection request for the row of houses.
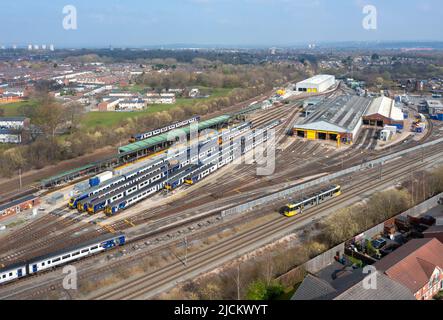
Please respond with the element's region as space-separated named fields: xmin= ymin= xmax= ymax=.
xmin=0 ymin=117 xmax=29 ymax=144
xmin=98 ymin=92 xmax=176 ymax=112
xmin=292 ymin=237 xmax=443 ymax=300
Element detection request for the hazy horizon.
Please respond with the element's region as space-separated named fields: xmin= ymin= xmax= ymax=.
xmin=1 ymin=0 xmax=443 ymax=48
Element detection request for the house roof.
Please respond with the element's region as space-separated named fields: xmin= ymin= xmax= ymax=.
xmin=334 ymin=271 xmax=415 ymax=300
xmin=292 ymin=261 xmax=367 ymax=300
xmin=374 ymin=238 xmax=443 ymax=293
xmin=291 ymin=274 xmax=337 ymax=300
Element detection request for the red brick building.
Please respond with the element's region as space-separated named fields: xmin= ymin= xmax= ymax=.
xmin=0 ymin=195 xmax=40 ymax=221
xmin=374 ymin=238 xmax=443 ymax=300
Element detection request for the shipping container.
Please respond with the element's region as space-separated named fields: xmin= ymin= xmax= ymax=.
xmin=89 ymin=171 xmax=113 ymax=187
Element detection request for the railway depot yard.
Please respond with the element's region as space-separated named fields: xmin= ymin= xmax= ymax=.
xmin=1 ymin=72 xmax=443 ymax=301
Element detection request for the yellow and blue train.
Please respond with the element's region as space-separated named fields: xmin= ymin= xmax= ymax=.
xmin=280 ymin=185 xmax=342 ymax=217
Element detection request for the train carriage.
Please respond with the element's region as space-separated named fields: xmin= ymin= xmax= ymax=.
xmin=104 ymin=183 xmax=164 ymax=216
xmin=280 ymin=185 xmax=341 ymax=217
xmin=27 ymin=233 xmax=126 ymax=274
xmin=0 ymin=263 xmax=27 ymax=285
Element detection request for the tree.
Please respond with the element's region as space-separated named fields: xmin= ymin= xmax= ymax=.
xmin=246 ymin=280 xmax=268 ymax=300
xmin=0 ymin=108 xmax=4 ymax=117
xmin=371 ymin=53 xmax=380 ymax=61
xmin=31 ymin=95 xmax=66 ymax=137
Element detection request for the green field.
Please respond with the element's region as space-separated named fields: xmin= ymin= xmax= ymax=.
xmin=83 ymin=87 xmax=232 ymax=128
xmin=0 ymin=100 xmax=38 ymax=117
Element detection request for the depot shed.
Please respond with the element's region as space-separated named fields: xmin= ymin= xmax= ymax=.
xmin=293 ymin=95 xmax=371 ymax=145
xmin=363 ymin=97 xmax=405 ymax=129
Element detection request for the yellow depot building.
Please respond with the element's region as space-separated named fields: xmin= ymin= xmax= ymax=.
xmin=293 ymin=95 xmax=372 ymax=146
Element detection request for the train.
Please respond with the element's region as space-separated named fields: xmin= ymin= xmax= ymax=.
xmin=0 ymin=233 xmax=126 ymax=285
xmin=104 ymin=121 xmax=281 ymax=216
xmin=129 ymin=116 xmax=201 ymax=143
xmin=78 ymin=123 xmax=253 ymax=214
xmin=69 ymin=122 xmax=253 ymax=212
xmin=279 ymin=185 xmax=342 ymax=217
xmin=69 ymin=157 xmax=169 ymax=210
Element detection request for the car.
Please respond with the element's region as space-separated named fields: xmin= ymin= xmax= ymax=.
xmin=371 ymin=238 xmax=387 ymax=250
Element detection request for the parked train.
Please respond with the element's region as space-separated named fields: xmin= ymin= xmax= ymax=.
xmin=129 ymin=116 xmax=201 ymax=143
xmin=0 ymin=233 xmax=125 ymax=285
xmin=70 ymin=122 xmax=252 ymax=212
xmin=279 ymin=185 xmax=342 ymax=217
xmin=104 ymin=120 xmax=281 ymax=216
xmin=85 ymin=141 xmax=222 ymax=215
xmin=69 ymin=157 xmax=168 ymax=210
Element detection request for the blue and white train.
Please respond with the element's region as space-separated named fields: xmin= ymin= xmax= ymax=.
xmin=103 ymin=121 xmax=280 ymax=216
xmin=69 ymin=157 xmax=168 ymax=210
xmin=0 ymin=233 xmax=126 ymax=285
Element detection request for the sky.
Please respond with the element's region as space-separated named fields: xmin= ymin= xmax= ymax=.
xmin=1 ymin=0 xmax=442 ymax=48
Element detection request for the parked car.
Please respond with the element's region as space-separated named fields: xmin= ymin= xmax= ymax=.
xmin=372 ymin=238 xmax=387 ymax=250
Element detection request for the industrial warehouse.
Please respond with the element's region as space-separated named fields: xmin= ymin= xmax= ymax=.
xmin=295 ymin=75 xmax=336 ymax=93
xmin=293 ymin=95 xmax=404 ymax=145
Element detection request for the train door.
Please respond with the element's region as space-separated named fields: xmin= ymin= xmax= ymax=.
xmin=32 ymin=264 xmax=37 ymax=273
xmin=17 ymin=269 xmax=23 ymax=277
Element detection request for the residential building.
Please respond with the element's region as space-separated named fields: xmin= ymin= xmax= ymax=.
xmin=291 ymin=261 xmax=414 ymax=300
xmin=118 ymin=98 xmax=146 ymax=111
xmin=146 ymin=93 xmax=176 ymax=104
xmin=374 ymin=238 xmax=443 ymax=300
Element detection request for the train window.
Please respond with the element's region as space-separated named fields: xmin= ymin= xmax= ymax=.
xmin=53 ymin=258 xmax=61 ymax=262
xmin=9 ymin=272 xmax=12 ymax=276
xmin=81 ymin=249 xmax=89 ymax=253
xmin=72 ymin=252 xmax=80 ymax=256
xmin=62 ymin=255 xmax=70 ymax=260
xmin=91 ymin=246 xmax=99 ymax=250
xmin=47 ymin=261 xmax=51 ymax=264
xmin=42 ymin=262 xmax=45 ymax=266
xmin=2 ymin=275 xmax=5 ymax=279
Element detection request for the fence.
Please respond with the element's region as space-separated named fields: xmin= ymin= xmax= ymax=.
xmin=222 ymin=136 xmax=443 ymax=218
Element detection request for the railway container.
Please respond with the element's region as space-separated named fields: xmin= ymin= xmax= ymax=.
xmin=89 ymin=171 xmax=113 ymax=187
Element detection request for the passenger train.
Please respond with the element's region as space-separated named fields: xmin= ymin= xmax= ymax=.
xmin=104 ymin=121 xmax=281 ymax=216
xmin=69 ymin=122 xmax=252 ymax=211
xmin=129 ymin=116 xmax=201 ymax=143
xmin=279 ymin=185 xmax=342 ymax=217
xmin=0 ymin=233 xmax=125 ymax=285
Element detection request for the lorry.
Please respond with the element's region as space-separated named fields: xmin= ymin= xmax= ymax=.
xmin=89 ymin=171 xmax=113 ymax=188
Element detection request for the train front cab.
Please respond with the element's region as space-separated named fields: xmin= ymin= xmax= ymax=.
xmin=68 ymin=197 xmax=76 ymax=209
xmin=280 ymin=203 xmax=300 ymax=217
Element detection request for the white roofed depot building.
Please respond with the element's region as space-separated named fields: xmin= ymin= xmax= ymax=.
xmin=362 ymin=97 xmax=405 ymax=129
xmin=296 ymin=75 xmax=336 ymax=94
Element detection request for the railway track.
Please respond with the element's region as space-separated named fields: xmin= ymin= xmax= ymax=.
xmin=0 ymin=85 xmax=435 ymax=275
xmin=91 ymin=143 xmax=443 ymax=300
xmin=3 ymin=132 xmax=443 ymax=300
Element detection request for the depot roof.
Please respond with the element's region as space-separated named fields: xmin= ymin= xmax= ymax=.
xmin=118 ymin=115 xmax=230 ymax=153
